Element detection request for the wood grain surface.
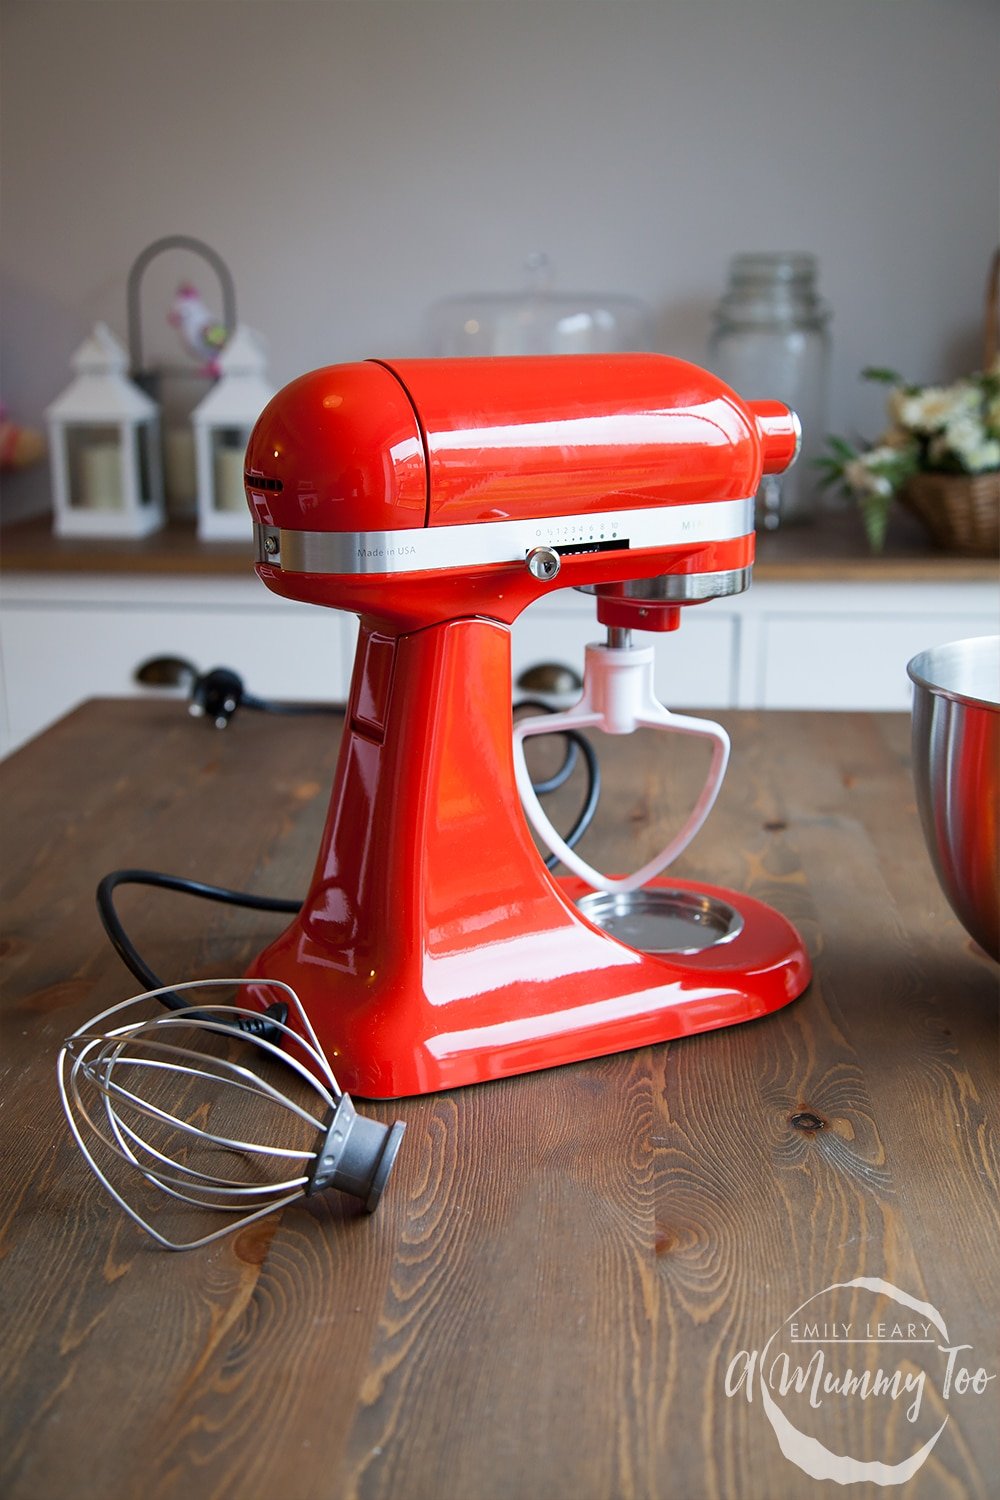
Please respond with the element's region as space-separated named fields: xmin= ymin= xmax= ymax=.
xmin=0 ymin=698 xmax=996 ymax=1500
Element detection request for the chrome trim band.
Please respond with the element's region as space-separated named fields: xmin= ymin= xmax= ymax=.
xmin=576 ymin=566 xmax=752 ymax=603
xmin=254 ymin=497 xmax=754 ymax=577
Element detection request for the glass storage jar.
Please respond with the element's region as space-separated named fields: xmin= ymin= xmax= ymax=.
xmin=709 ymin=253 xmax=830 ymax=527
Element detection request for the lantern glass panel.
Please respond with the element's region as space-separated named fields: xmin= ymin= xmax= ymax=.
xmin=137 ymin=424 xmax=158 ymax=505
xmin=66 ymin=425 xmax=124 ymax=511
xmin=212 ymin=426 xmax=251 ymax=514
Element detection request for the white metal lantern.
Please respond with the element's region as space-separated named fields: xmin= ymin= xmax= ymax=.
xmin=192 ymin=326 xmax=274 ymax=540
xmin=45 ymin=323 xmax=164 ymax=538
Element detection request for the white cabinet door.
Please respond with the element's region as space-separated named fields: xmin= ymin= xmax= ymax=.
xmin=745 ymin=581 xmax=998 ymax=711
xmin=760 ymin=613 xmax=995 ymax=709
xmin=0 ymin=585 xmax=354 ymax=755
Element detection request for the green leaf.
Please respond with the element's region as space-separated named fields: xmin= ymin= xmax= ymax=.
xmin=858 ymin=492 xmax=891 ymax=553
xmin=862 ymin=366 xmax=902 ymax=385
xmin=824 ymin=434 xmax=857 ymax=462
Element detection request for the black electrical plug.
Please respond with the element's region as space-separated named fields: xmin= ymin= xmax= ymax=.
xmin=188 ymin=667 xmax=245 ymax=729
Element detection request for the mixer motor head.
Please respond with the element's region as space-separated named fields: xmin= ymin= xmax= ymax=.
xmin=243 ymin=353 xmax=799 ymax=632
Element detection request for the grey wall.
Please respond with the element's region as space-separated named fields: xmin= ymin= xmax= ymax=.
xmin=1 ymin=0 xmax=997 ymax=519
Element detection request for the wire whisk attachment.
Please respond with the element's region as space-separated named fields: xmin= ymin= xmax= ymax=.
xmin=57 ymin=978 xmax=405 ymax=1252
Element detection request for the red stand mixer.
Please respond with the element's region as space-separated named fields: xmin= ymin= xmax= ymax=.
xmin=243 ymin=354 xmax=811 ymax=1098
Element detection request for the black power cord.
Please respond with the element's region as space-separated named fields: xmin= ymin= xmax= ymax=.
xmin=540 ymin=728 xmax=600 ymax=870
xmin=189 ymin=667 xmax=346 ymax=730
xmin=135 ymin=657 xmax=345 ymax=730
xmin=514 ymin=700 xmax=601 ymax=869
xmin=514 ymin=697 xmax=579 ymax=795
xmin=96 ymin=870 xmax=299 ymax=1039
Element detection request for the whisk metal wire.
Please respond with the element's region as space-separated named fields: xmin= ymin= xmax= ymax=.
xmin=57 ymin=978 xmax=404 ymax=1251
xmin=75 ymin=1032 xmax=331 ymax=1151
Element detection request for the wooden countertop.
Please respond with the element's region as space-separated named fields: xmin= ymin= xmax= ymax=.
xmin=1 ymin=700 xmax=997 ymax=1499
xmin=1 ymin=508 xmax=995 ymax=583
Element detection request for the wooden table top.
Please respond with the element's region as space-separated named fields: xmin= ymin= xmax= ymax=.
xmin=1 ymin=507 xmax=995 ymax=582
xmin=1 ymin=699 xmax=996 ymax=1500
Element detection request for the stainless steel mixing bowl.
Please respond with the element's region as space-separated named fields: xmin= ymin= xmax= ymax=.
xmin=907 ymin=635 xmax=999 ymax=960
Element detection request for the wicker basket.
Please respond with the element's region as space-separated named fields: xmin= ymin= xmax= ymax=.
xmin=899 ymin=471 xmax=1000 ymax=556
xmin=894 ymin=250 xmax=1000 ymax=556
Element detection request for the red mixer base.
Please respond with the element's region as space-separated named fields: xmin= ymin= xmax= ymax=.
xmin=247 ymin=874 xmax=810 ymax=1100
xmin=244 ymin=616 xmax=810 ymax=1098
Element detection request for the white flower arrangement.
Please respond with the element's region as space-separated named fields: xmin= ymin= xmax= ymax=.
xmin=818 ymin=364 xmax=1000 ymax=550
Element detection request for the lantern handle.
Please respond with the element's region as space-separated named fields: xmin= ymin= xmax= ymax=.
xmin=126 ymin=235 xmax=237 ymax=378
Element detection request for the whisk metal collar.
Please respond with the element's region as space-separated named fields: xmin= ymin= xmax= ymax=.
xmin=309 ymin=1094 xmax=407 ymax=1212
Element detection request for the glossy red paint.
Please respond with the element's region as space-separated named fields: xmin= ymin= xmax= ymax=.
xmin=594 ymin=596 xmax=683 ymax=633
xmin=383 ymin=355 xmax=773 ymax=523
xmin=749 ymin=399 xmax=801 ymax=474
xmin=243 ymin=354 xmax=811 ymax=1097
xmin=244 ymin=353 xmax=793 ymax=536
xmin=246 ymin=614 xmax=810 ymax=1098
xmin=243 ymin=361 xmax=425 ymax=533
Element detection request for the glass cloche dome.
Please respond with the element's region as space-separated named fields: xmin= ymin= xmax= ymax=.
xmin=427 ymin=254 xmax=653 ymax=357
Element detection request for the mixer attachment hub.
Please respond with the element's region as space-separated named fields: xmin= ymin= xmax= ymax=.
xmin=308 ymin=1094 xmax=406 ymax=1211
xmin=513 ymin=636 xmax=732 ymax=892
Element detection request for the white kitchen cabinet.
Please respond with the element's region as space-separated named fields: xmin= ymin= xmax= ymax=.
xmin=2 ymin=566 xmax=994 ymax=758
xmin=737 ymin=579 xmax=996 ymax=709
xmin=0 ymin=575 xmax=357 ymax=758
xmin=514 ymin=578 xmax=996 ymax=712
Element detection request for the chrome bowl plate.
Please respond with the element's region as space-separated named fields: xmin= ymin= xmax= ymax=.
xmin=576 ymin=887 xmax=744 ymax=955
